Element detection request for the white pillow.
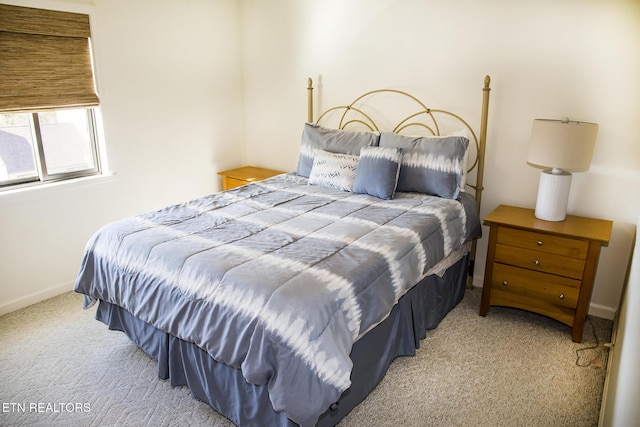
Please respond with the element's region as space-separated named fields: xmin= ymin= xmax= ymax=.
xmin=308 ymin=149 xmax=360 ymax=192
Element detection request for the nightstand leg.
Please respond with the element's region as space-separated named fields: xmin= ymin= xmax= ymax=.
xmin=479 ymin=225 xmax=499 ymax=316
xmin=572 ymin=322 xmax=585 ymax=343
xmin=571 ymin=242 xmax=603 ymax=343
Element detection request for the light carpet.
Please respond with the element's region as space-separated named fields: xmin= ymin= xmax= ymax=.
xmin=0 ymin=289 xmax=611 ymax=426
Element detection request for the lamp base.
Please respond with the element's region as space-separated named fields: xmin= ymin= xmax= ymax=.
xmin=534 ymin=169 xmax=572 ymax=221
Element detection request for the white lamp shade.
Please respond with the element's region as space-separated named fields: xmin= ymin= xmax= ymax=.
xmin=527 ymin=119 xmax=598 ymax=172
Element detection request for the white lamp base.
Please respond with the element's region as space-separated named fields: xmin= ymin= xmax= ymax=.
xmin=534 ymin=169 xmax=572 ymax=221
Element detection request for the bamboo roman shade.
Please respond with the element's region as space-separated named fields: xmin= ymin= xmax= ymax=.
xmin=0 ymin=3 xmax=99 ymax=112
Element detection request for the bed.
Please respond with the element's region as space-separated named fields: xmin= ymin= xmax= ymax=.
xmin=74 ymin=75 xmax=492 ymax=426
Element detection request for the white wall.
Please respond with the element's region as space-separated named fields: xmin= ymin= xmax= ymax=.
xmin=1 ymin=0 xmax=638 ymax=320
xmin=241 ymin=0 xmax=640 ymax=319
xmin=600 ymin=215 xmax=640 ymax=426
xmin=0 ymin=0 xmax=245 ymax=314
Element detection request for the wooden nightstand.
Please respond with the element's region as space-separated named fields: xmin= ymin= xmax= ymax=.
xmin=479 ymin=204 xmax=612 ymax=342
xmin=217 ymin=166 xmax=284 ymax=191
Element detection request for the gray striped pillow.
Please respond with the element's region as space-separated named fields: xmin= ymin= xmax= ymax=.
xmin=296 ymin=123 xmax=379 ymax=178
xmin=379 ymin=132 xmax=469 ymax=199
xmin=353 ymin=146 xmax=403 ymax=199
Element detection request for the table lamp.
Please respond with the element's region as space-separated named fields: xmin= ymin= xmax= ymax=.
xmin=527 ymin=118 xmax=598 ymax=221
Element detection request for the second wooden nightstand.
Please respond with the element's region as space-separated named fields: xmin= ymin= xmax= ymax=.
xmin=479 ymin=204 xmax=612 ymax=342
xmin=217 ymin=166 xmax=285 ymax=191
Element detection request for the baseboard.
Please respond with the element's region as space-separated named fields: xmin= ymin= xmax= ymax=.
xmin=470 ymin=280 xmax=617 ymax=320
xmin=587 ymin=303 xmax=616 ymax=321
xmin=0 ymin=282 xmax=74 ymax=317
xmin=472 ymin=276 xmax=484 ymax=289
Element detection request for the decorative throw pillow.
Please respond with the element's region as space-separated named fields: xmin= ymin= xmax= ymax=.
xmin=296 ymin=123 xmax=379 ymax=178
xmin=353 ymin=146 xmax=403 ymax=200
xmin=308 ymin=149 xmax=359 ymax=192
xmin=379 ymin=132 xmax=469 ymax=199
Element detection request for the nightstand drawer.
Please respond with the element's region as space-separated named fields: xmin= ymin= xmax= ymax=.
xmin=497 ymin=227 xmax=588 ymax=259
xmin=490 ymin=286 xmax=576 ymax=327
xmin=490 ymin=263 xmax=579 ymax=309
xmin=495 ymin=244 xmax=585 ymax=279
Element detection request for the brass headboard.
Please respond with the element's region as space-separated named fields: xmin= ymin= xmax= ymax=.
xmin=306 ymin=76 xmax=492 ymax=284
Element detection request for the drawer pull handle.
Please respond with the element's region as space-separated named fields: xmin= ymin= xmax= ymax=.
xmin=502 ymin=281 xmax=508 ymax=287
xmin=559 ymin=294 xmax=565 ymax=300
xmin=533 ymin=259 xmax=540 ymax=266
xmin=537 ymin=241 xmax=543 ymax=246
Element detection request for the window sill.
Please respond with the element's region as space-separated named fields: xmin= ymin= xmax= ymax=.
xmin=0 ymin=173 xmax=118 ymax=206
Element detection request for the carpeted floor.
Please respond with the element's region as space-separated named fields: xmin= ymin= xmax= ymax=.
xmin=0 ymin=288 xmax=611 ymax=426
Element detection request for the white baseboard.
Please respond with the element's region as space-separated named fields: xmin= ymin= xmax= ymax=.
xmin=470 ymin=279 xmax=616 ymax=320
xmin=472 ymin=276 xmax=484 ymax=289
xmin=588 ymin=303 xmax=616 ymax=321
xmin=0 ymin=282 xmax=74 ymax=317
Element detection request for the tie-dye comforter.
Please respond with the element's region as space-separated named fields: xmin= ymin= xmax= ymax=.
xmin=74 ymin=173 xmax=480 ymax=427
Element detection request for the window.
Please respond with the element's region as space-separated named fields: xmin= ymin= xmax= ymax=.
xmin=0 ymin=109 xmax=100 ymax=186
xmin=0 ymin=3 xmax=103 ymax=190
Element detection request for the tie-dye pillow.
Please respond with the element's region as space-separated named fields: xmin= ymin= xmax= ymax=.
xmin=353 ymin=146 xmax=403 ymax=200
xmin=296 ymin=123 xmax=379 ymax=178
xmin=379 ymin=132 xmax=469 ymax=199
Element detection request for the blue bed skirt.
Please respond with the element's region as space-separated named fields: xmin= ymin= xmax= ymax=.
xmin=95 ymin=253 xmax=469 ymax=426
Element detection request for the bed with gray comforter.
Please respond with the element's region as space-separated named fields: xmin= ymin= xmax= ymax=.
xmin=74 ymin=172 xmax=480 ymax=426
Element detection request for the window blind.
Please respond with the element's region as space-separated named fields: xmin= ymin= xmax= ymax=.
xmin=0 ymin=3 xmax=99 ymax=112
